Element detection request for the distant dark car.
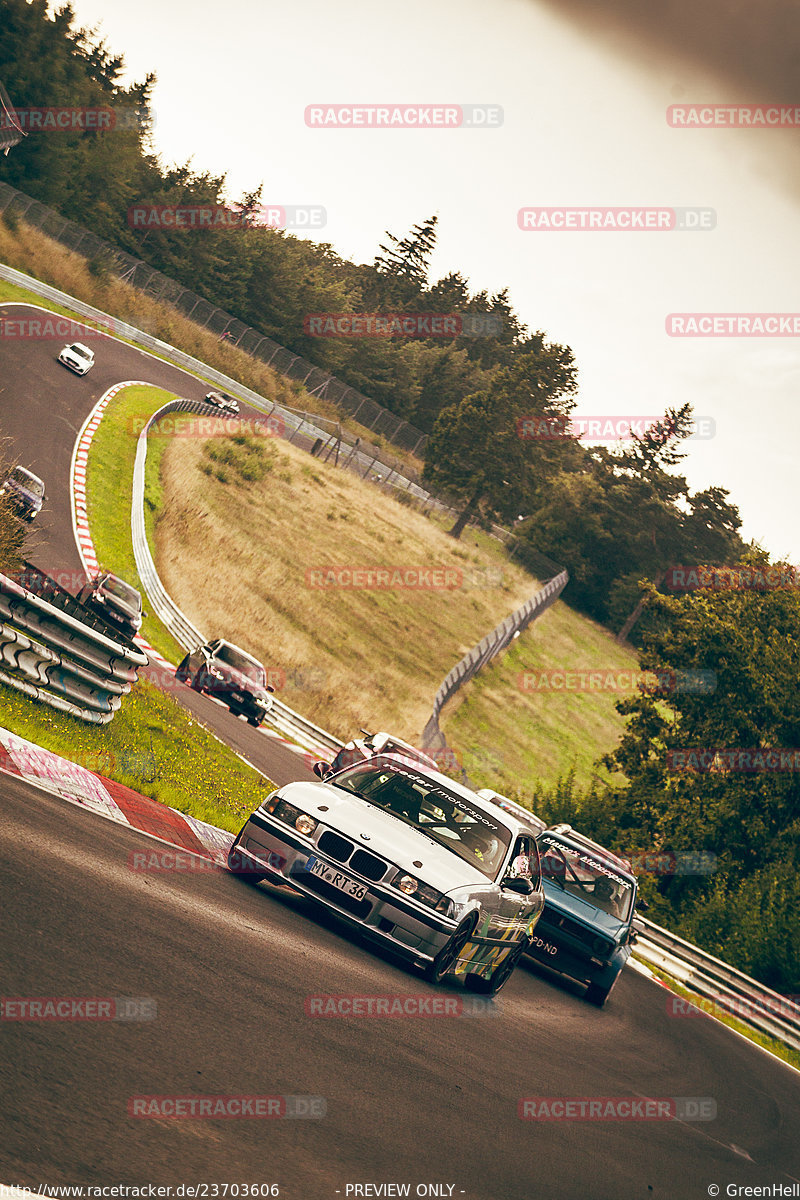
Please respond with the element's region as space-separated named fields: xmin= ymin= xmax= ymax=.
xmin=204 ymin=390 xmax=240 ymax=415
xmin=526 ymin=824 xmax=645 ymax=1007
xmin=0 ymin=465 xmax=46 ymax=522
xmin=77 ymin=572 xmax=143 ymax=639
xmin=176 ymin=638 xmax=274 ymax=725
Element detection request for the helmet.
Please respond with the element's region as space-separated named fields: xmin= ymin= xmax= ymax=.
xmin=593 ymin=875 xmax=615 ymax=901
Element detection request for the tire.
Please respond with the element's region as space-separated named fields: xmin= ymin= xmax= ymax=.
xmin=585 ymin=978 xmax=615 ymax=1008
xmin=189 ymin=668 xmax=205 ymax=693
xmin=227 ymin=840 xmax=265 ymax=885
xmin=246 ymin=716 xmax=260 ymax=727
xmin=424 ymin=914 xmax=479 ymax=985
xmin=470 ymin=938 xmax=527 ymax=997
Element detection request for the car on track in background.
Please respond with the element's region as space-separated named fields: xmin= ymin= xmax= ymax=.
xmin=526 ymin=823 xmax=644 ymax=1007
xmin=58 ymin=342 xmax=95 ymax=374
xmin=176 ymin=637 xmax=274 ymax=725
xmin=313 ymin=730 xmax=439 ymax=780
xmin=0 ymin=465 xmax=46 ymax=522
xmin=204 ymin=390 xmax=240 ymax=414
xmin=76 ymin=572 xmax=143 ymax=640
xmin=228 ymin=756 xmax=544 ymax=994
xmin=477 ymin=788 xmax=547 ymax=836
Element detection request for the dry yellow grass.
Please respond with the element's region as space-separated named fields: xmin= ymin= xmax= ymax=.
xmin=155 ymin=430 xmax=540 ymax=743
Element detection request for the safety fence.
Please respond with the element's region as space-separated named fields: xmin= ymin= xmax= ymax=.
xmin=421 ymin=569 xmax=569 ymax=748
xmin=0 ymin=181 xmax=428 ymax=457
xmin=0 ymin=563 xmax=147 ymax=723
xmin=635 ymin=916 xmax=800 ymax=1054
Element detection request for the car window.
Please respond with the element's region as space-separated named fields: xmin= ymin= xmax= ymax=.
xmin=215 ymin=643 xmax=266 ymax=685
xmin=537 ymin=835 xmax=633 ymax=920
xmin=333 ymin=764 xmax=513 ymax=878
xmin=506 ymin=835 xmax=540 ymax=886
xmin=102 ymin=575 xmax=141 ymax=608
xmin=11 ymin=468 xmax=43 ymax=496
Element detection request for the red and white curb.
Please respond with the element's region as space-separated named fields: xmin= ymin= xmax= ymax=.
xmin=0 ymin=725 xmax=234 ymax=865
xmin=70 ymin=381 xmax=174 ymax=674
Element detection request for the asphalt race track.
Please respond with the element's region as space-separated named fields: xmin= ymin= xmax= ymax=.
xmin=1 ymin=301 xmax=799 ymax=1198
xmin=0 ymin=301 xmax=315 ymax=788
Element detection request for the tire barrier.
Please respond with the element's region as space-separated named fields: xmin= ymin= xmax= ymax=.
xmin=0 ymin=563 xmax=148 ymax=724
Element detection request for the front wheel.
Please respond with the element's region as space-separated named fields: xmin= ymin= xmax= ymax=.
xmin=469 ymin=937 xmax=527 ymax=997
xmin=424 ymin=914 xmax=478 ymax=985
xmin=585 ymin=977 xmax=616 ymax=1008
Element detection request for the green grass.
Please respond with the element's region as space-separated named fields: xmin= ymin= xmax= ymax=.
xmin=642 ymin=964 xmax=800 ymax=1072
xmin=0 ymin=678 xmax=274 ymax=832
xmin=444 ymin=598 xmax=638 ymax=796
xmin=83 ymin=382 xmax=187 ymax=665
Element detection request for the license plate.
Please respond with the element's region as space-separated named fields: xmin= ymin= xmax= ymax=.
xmin=529 ymin=935 xmax=559 ymax=957
xmin=305 ymin=856 xmax=368 ymax=900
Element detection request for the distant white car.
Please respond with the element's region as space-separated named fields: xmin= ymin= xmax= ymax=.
xmin=58 ymin=343 xmax=95 ymax=375
xmin=314 ymin=730 xmax=439 ymax=779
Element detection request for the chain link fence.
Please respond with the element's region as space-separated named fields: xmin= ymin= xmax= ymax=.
xmin=0 ymin=181 xmax=429 ymax=457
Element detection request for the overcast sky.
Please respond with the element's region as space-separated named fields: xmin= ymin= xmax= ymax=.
xmin=61 ymin=0 xmax=800 ymax=561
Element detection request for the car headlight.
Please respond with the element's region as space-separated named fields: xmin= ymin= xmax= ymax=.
xmin=263 ymin=795 xmax=317 ymax=836
xmin=208 ymin=666 xmax=224 ymax=679
xmin=390 ymin=870 xmax=445 ymax=910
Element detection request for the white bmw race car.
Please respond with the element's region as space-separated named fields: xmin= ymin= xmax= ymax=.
xmin=229 ymin=756 xmax=545 ymax=994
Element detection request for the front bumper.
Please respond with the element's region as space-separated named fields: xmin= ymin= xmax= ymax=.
xmin=525 ymin=918 xmax=629 ymax=987
xmin=232 ymin=812 xmax=459 ymax=964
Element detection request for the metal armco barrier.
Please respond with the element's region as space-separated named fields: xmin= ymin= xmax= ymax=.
xmin=635 ymin=916 xmax=800 ymax=1054
xmin=0 ymin=564 xmax=147 ymax=724
xmin=421 ymin=568 xmax=569 ymax=748
xmin=130 ymin=399 xmax=343 ymax=758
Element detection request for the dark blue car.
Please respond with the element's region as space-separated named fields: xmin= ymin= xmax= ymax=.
xmin=0 ymin=465 xmax=46 ymax=522
xmin=526 ymin=824 xmax=644 ymax=1007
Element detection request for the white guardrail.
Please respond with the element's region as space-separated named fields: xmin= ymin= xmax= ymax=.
xmin=634 ymin=918 xmax=800 ymax=1054
xmin=6 ymin=262 xmax=797 ymax=1058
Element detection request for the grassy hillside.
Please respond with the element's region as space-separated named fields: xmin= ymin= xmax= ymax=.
xmin=154 ymin=427 xmax=638 ymax=790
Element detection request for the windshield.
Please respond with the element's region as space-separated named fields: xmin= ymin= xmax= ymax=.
xmin=215 ymin=643 xmax=266 ymax=685
xmin=537 ymin=835 xmax=633 ymax=921
xmin=69 ymin=343 xmax=93 ymax=359
xmin=10 ymin=468 xmax=43 ymax=496
xmin=332 ymin=764 xmax=512 ymax=878
xmin=102 ymin=575 xmax=141 ymax=608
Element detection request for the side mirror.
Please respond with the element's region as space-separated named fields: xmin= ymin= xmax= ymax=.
xmin=313 ymin=762 xmax=331 ymax=779
xmin=635 ymin=895 xmax=650 ymax=911
xmin=502 ymin=876 xmax=534 ymax=896
xmin=267 ymin=685 xmax=275 ymax=694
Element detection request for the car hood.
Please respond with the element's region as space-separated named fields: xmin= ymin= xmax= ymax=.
xmin=101 ymin=591 xmax=139 ymax=621
xmin=278 ymin=781 xmax=490 ymax=892
xmin=541 ymin=879 xmax=630 ymax=938
xmin=212 ymin=662 xmax=267 ymax=697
